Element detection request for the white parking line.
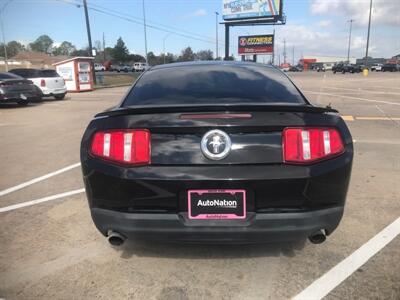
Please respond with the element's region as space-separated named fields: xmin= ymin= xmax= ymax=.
xmin=304 ymin=90 xmax=400 ymax=106
xmin=292 ymin=216 xmax=400 ymax=300
xmin=322 ymin=86 xmax=400 ymax=96
xmin=0 ymin=188 xmax=85 ymax=213
xmin=0 ymin=162 xmax=81 ymax=197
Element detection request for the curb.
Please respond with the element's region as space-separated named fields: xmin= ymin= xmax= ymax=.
xmin=94 ymin=84 xmax=131 ymax=90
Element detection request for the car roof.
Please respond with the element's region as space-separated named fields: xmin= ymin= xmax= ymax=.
xmin=10 ymin=68 xmax=55 ymax=72
xmin=150 ymin=60 xmax=276 ymax=71
xmin=0 ymin=72 xmax=23 ymax=79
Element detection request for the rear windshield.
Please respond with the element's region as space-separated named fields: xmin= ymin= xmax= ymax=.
xmin=10 ymin=69 xmax=59 ymax=78
xmin=0 ymin=72 xmax=22 ymax=79
xmin=122 ymin=64 xmax=306 ymax=107
xmin=38 ymin=70 xmax=60 ymax=77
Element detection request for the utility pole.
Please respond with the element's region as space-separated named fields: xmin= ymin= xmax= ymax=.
xmin=0 ymin=0 xmax=12 ymax=72
xmin=83 ymin=0 xmax=96 ymax=84
xmin=283 ymin=39 xmax=286 ymax=64
xmin=142 ymin=0 xmax=148 ymax=64
xmin=102 ymin=32 xmax=106 ymax=62
xmin=215 ymin=12 xmax=219 ymax=59
xmin=347 ymin=19 xmax=354 ymax=64
xmin=364 ymin=0 xmax=373 ymax=67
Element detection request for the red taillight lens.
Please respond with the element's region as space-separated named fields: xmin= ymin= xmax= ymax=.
xmin=90 ymin=130 xmax=150 ymax=165
xmin=40 ymin=79 xmax=46 ymax=87
xmin=283 ymin=128 xmax=344 ymax=164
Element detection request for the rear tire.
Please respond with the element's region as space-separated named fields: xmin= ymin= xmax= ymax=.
xmin=17 ymin=101 xmax=29 ymax=106
xmin=55 ymin=94 xmax=66 ymax=100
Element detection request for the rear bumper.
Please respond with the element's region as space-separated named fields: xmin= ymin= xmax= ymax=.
xmin=41 ymin=87 xmax=67 ymax=96
xmin=91 ymin=206 xmax=344 ymax=243
xmin=0 ymin=92 xmax=41 ymax=103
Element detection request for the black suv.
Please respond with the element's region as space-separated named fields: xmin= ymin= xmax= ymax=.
xmin=382 ymin=64 xmax=399 ymax=72
xmin=332 ymin=64 xmax=359 ymax=74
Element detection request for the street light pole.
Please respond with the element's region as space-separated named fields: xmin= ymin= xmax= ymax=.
xmin=292 ymin=45 xmax=295 ymax=65
xmin=83 ymin=0 xmax=96 ymax=84
xmin=364 ymin=0 xmax=373 ymax=67
xmin=215 ymin=12 xmax=219 ymax=59
xmin=347 ymin=19 xmax=354 ymax=64
xmin=142 ymin=0 xmax=148 ymax=64
xmin=163 ymin=33 xmax=172 ymax=64
xmin=283 ymin=39 xmax=286 ymax=64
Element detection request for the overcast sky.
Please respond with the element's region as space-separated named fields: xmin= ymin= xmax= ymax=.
xmin=5 ymin=0 xmax=400 ymax=61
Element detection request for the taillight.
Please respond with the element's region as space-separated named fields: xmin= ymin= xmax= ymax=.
xmin=90 ymin=130 xmax=150 ymax=165
xmin=283 ymin=128 xmax=344 ymax=164
xmin=40 ymin=79 xmax=46 ymax=87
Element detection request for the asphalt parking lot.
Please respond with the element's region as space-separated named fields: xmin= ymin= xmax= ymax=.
xmin=0 ymin=71 xmax=399 ymax=299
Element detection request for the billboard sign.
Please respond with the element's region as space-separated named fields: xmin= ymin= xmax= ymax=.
xmin=223 ymin=0 xmax=282 ymax=21
xmin=238 ymin=35 xmax=274 ymax=55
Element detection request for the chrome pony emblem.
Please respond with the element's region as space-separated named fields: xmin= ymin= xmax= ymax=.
xmin=201 ymin=130 xmax=232 ymax=160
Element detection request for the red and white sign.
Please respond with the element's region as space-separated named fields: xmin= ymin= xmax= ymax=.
xmin=238 ymin=34 xmax=274 ymax=55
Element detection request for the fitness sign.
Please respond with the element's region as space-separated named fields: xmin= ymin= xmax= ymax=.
xmin=238 ymin=34 xmax=274 ymax=55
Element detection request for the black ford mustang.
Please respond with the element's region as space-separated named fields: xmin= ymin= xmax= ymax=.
xmin=81 ymin=61 xmax=353 ymax=246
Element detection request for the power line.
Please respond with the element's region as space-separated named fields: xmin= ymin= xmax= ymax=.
xmin=57 ymin=0 xmax=232 ymax=49
xmin=87 ymin=1 xmax=220 ymax=44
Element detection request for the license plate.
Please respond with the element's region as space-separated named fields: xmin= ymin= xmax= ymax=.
xmin=188 ymin=189 xmax=246 ymax=220
xmin=20 ymin=94 xmax=27 ymax=100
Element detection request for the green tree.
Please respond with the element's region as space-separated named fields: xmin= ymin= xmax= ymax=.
xmin=195 ymin=50 xmax=213 ymax=61
xmin=29 ymin=35 xmax=53 ymax=53
xmin=0 ymin=41 xmax=25 ymax=57
xmin=6 ymin=41 xmax=25 ymax=57
xmin=71 ymin=48 xmax=90 ymax=56
xmin=112 ymin=37 xmax=129 ymax=62
xmin=178 ymin=47 xmax=195 ymax=62
xmin=127 ymin=53 xmax=146 ymax=63
xmin=160 ymin=52 xmax=175 ymax=64
xmin=224 ymin=55 xmax=235 ymax=61
xmin=147 ymin=51 xmax=160 ymax=65
xmin=53 ymin=41 xmax=76 ymax=56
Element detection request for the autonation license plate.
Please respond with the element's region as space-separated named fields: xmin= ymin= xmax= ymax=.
xmin=188 ymin=189 xmax=246 ymax=220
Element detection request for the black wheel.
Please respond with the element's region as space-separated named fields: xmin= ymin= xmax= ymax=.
xmin=55 ymin=94 xmax=66 ymax=100
xmin=17 ymin=101 xmax=29 ymax=106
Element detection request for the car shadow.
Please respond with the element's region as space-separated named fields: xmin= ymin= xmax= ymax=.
xmin=0 ymin=102 xmax=42 ymax=109
xmin=113 ymin=239 xmax=307 ymax=260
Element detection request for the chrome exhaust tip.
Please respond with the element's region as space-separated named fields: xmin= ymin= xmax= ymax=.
xmin=107 ymin=230 xmax=126 ymax=246
xmin=308 ymin=229 xmax=327 ymax=244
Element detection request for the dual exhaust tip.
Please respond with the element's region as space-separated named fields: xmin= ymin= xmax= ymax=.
xmin=107 ymin=229 xmax=327 ymax=246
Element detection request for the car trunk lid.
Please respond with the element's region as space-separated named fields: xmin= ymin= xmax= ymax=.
xmin=91 ymin=104 xmax=340 ymax=165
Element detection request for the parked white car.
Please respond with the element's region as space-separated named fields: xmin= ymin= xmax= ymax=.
xmin=94 ymin=63 xmax=105 ymax=71
xmin=371 ymin=63 xmax=383 ymax=72
xmin=134 ymin=62 xmax=149 ymax=72
xmin=9 ymin=69 xmax=67 ymax=100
